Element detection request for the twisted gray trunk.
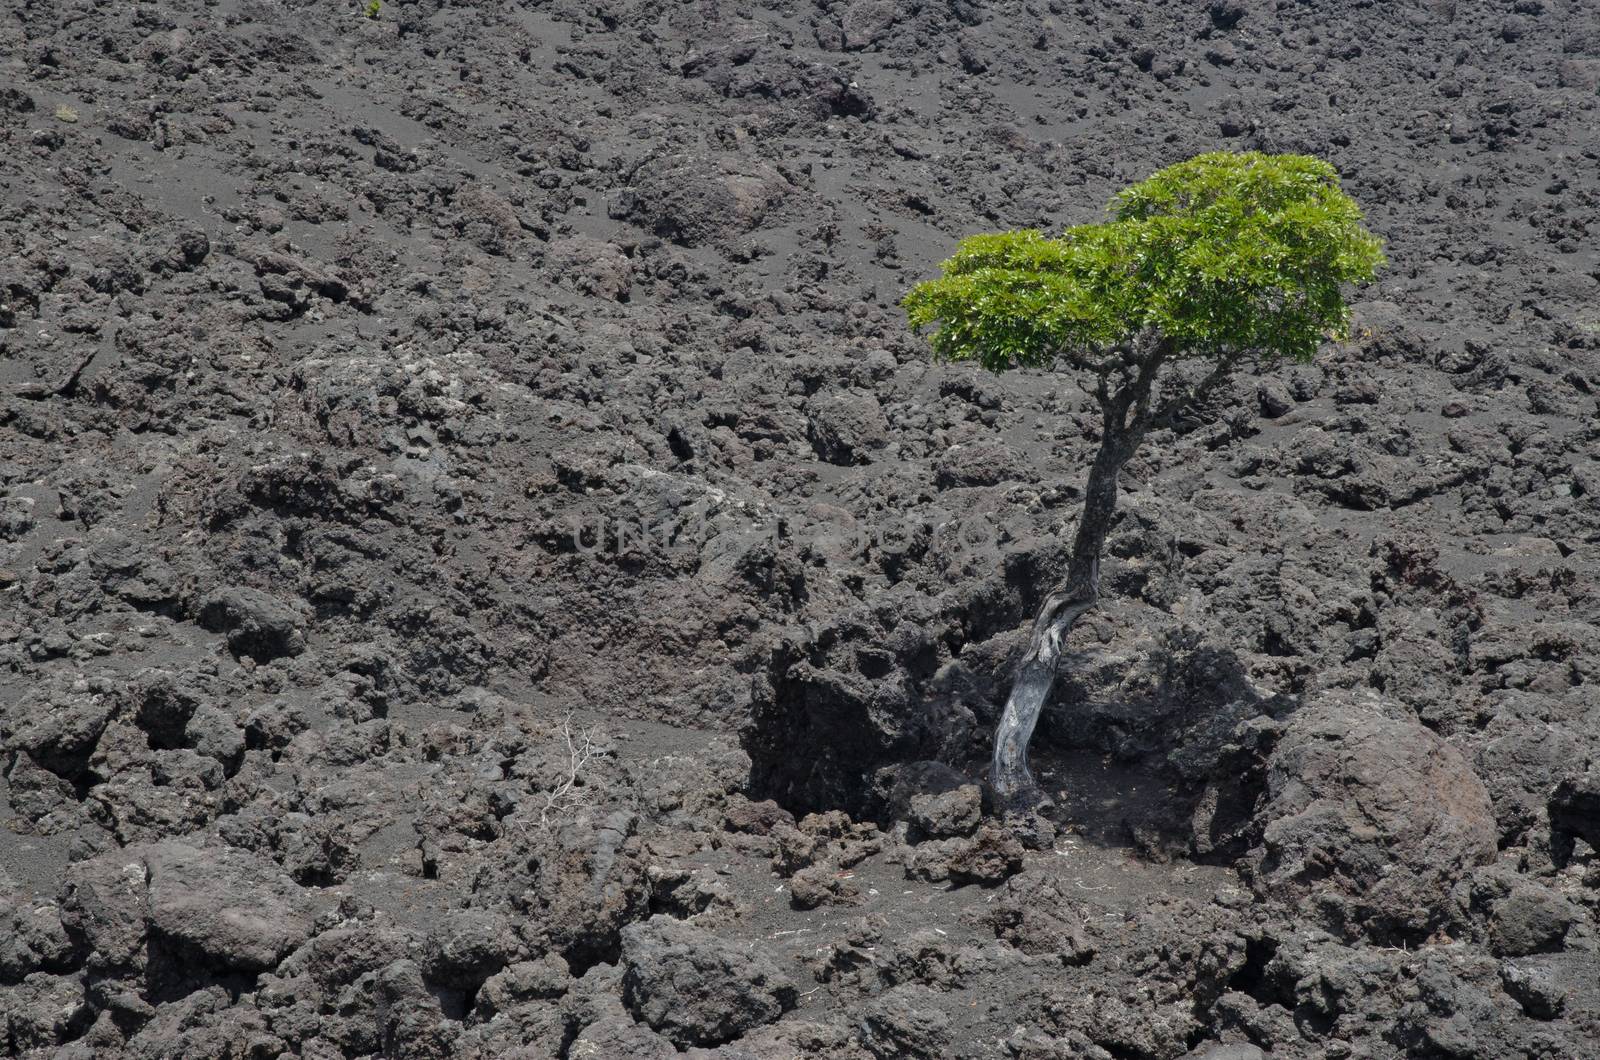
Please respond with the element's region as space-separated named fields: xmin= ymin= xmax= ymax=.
xmin=990 ymin=347 xmax=1167 ymax=805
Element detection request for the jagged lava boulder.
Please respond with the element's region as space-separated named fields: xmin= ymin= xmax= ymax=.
xmin=1241 ymin=691 xmax=1497 ymax=942
xmin=619 ymin=917 xmax=797 ymax=1047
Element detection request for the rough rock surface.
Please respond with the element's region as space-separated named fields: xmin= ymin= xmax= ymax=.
xmin=2 ymin=0 xmax=1598 ymax=1056
xmin=620 ymin=917 xmax=797 ymax=1047
xmin=1240 ymin=691 xmax=1499 ymax=942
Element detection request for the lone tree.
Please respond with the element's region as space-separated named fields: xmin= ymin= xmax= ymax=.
xmin=903 ymin=151 xmax=1384 ymax=806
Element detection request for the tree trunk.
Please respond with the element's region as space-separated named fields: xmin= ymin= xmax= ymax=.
xmin=990 ymin=350 xmax=1165 ymax=805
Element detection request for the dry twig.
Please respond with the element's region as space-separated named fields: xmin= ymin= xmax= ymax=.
xmin=538 ymin=712 xmax=601 ymax=828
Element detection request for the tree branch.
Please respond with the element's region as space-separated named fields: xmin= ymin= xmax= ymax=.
xmin=1150 ymin=352 xmax=1245 ymax=430
xmin=1111 ymin=337 xmax=1169 ymax=440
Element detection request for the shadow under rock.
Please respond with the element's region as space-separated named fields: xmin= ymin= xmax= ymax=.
xmin=1034 ymin=635 xmax=1299 ymax=861
xmin=747 ymin=617 xmax=1297 ymax=861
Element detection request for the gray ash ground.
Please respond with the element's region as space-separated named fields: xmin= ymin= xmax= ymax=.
xmin=2 ymin=0 xmax=1599 ymax=1056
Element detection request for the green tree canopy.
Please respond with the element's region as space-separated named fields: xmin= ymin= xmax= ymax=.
xmin=902 ymin=151 xmax=1386 ymax=372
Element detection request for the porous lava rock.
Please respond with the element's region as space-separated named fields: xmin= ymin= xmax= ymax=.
xmin=620 ymin=917 xmax=798 ymax=1047
xmin=1243 ymin=692 xmax=1498 ymax=942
